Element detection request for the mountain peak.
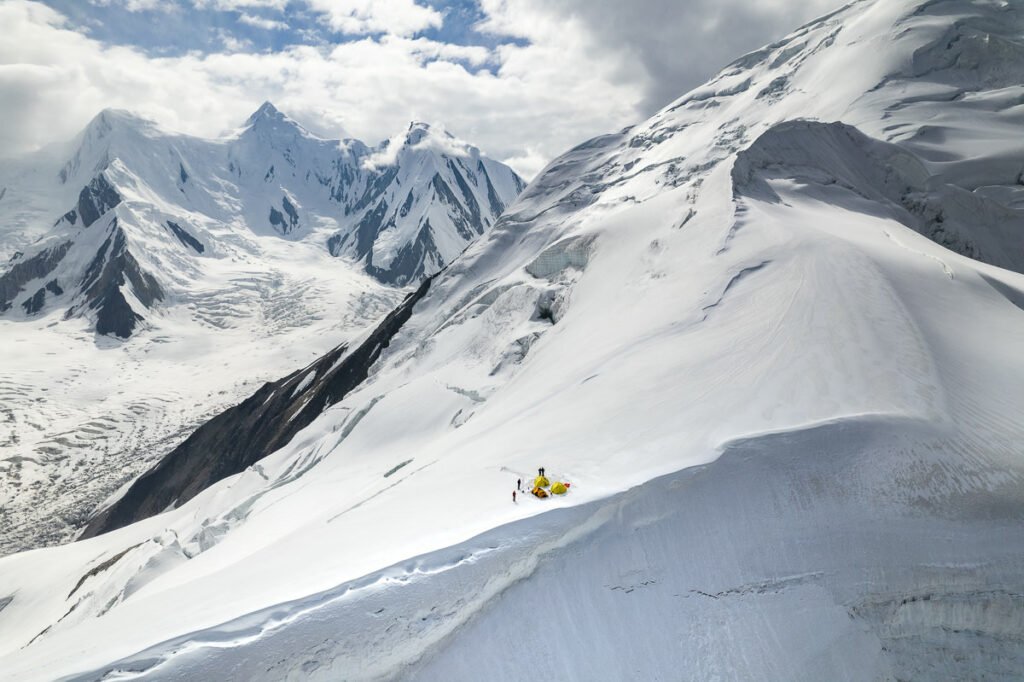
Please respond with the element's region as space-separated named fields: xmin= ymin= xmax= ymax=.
xmin=246 ymin=101 xmax=283 ymax=125
xmin=84 ymin=108 xmax=153 ymax=138
xmin=405 ymin=121 xmax=432 ymax=146
xmin=242 ymin=101 xmax=318 ymax=142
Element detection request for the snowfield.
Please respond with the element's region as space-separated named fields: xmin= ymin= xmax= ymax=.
xmin=1 ymin=0 xmax=1024 ymax=679
xmin=0 ymin=105 xmax=522 ymax=554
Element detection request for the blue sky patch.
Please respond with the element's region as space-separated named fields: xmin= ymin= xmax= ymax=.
xmin=38 ymin=0 xmax=527 ymax=66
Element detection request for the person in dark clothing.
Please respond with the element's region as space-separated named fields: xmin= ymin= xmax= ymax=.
xmin=517 ymin=478 xmax=522 ymax=491
xmin=538 ymin=467 xmax=545 ymax=477
xmin=513 ymin=490 xmax=517 ymax=503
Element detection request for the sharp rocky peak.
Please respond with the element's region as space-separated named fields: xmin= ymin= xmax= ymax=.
xmin=243 ymin=101 xmax=314 ymax=138
xmin=246 ymin=101 xmax=284 ymax=125
xmin=399 ymin=123 xmax=429 ymax=148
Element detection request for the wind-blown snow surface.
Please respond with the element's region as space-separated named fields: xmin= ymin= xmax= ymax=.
xmin=2 ymin=0 xmax=1024 ymax=678
xmin=0 ymin=105 xmax=522 ymax=554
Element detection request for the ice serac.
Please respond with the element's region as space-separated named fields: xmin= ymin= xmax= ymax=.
xmin=1 ymin=0 xmax=1024 ymax=680
xmin=732 ymin=120 xmax=1024 ymax=273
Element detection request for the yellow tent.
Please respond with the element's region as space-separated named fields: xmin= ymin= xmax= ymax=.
xmin=534 ymin=475 xmax=550 ymax=488
xmin=550 ymin=481 xmax=568 ymax=495
xmin=531 ymin=486 xmax=549 ymax=498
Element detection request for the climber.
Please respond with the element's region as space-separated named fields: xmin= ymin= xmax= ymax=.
xmin=513 ymin=490 xmax=517 ymax=503
xmin=517 ymin=478 xmax=522 ymax=491
xmin=538 ymin=467 xmax=545 ymax=477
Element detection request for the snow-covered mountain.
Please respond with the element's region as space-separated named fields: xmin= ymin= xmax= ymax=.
xmin=0 ymin=103 xmax=524 ymax=338
xmin=0 ymin=106 xmax=523 ymax=555
xmin=2 ymin=0 xmax=1024 ymax=679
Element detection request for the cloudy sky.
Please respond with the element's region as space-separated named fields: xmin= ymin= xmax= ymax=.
xmin=2 ymin=0 xmax=843 ymax=178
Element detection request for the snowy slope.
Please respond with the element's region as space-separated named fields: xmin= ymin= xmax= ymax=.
xmin=1 ymin=0 xmax=1024 ymax=679
xmin=0 ymin=105 xmax=522 ymax=555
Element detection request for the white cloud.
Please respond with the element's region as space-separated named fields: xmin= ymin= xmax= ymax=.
xmin=0 ymin=0 xmax=846 ymax=179
xmin=192 ymin=0 xmax=288 ymax=9
xmin=411 ymin=128 xmax=475 ymax=159
xmin=90 ymin=0 xmax=173 ymax=11
xmin=479 ymin=0 xmax=845 ymax=112
xmin=361 ymin=131 xmax=408 ymax=170
xmin=217 ymin=28 xmax=255 ymax=51
xmin=237 ymin=12 xmax=289 ymax=31
xmin=306 ymin=0 xmax=443 ymax=37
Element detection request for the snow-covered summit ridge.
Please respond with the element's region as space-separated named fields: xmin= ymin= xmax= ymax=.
xmin=244 ymin=101 xmax=294 ymax=128
xmin=0 ymin=102 xmax=524 ymax=337
xmin=1 ymin=0 xmax=1024 ymax=679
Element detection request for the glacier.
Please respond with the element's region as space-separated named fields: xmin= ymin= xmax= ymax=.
xmin=0 ymin=104 xmax=523 ymax=555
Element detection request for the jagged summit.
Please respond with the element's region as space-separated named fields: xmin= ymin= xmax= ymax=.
xmin=404 ymin=121 xmax=462 ymax=146
xmin=0 ymin=100 xmax=524 ymax=342
xmin=403 ymin=121 xmax=434 ymax=146
xmin=240 ymin=100 xmax=319 ymax=143
xmin=246 ymin=100 xmax=282 ymax=123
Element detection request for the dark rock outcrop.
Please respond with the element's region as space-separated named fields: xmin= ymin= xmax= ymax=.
xmin=366 ymin=222 xmax=443 ymax=287
xmin=21 ymin=288 xmax=46 ymax=315
xmin=0 ymin=241 xmax=72 ymax=312
xmin=80 ymin=276 xmax=433 ymax=538
xmin=75 ymin=221 xmax=164 ymax=338
xmin=166 ymin=221 xmax=204 ymax=254
xmin=77 ymin=174 xmax=121 ymax=228
xmin=269 ymin=195 xmax=300 ymax=234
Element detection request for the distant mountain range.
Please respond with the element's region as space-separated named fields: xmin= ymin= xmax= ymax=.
xmin=0 ymin=102 xmax=524 ymax=338
xmin=0 ymin=104 xmax=523 ymax=556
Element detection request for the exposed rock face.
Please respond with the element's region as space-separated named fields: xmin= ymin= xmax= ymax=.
xmin=325 ymin=123 xmax=526 ymax=287
xmin=20 ymin=289 xmax=46 ymax=315
xmin=76 ymin=174 xmax=121 ymax=228
xmin=365 ymin=222 xmax=444 ymax=286
xmin=81 ymin=276 xmax=432 ymax=537
xmin=166 ymin=221 xmax=204 ymax=254
xmin=74 ymin=222 xmax=164 ymax=339
xmin=0 ymin=242 xmax=72 ymax=312
xmin=268 ymin=195 xmax=300 ymax=234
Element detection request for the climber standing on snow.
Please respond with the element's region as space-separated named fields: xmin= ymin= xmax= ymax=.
xmin=513 ymin=490 xmax=517 ymax=503
xmin=517 ymin=478 xmax=522 ymax=491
